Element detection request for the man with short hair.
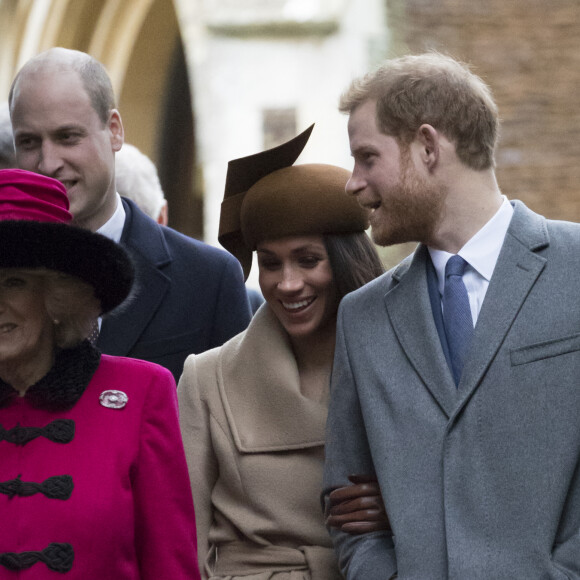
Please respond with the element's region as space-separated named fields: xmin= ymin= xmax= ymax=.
xmin=9 ymin=47 xmax=252 ymax=380
xmin=323 ymin=53 xmax=580 ymax=579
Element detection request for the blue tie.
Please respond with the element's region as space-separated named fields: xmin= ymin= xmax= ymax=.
xmin=443 ymin=255 xmax=473 ymax=385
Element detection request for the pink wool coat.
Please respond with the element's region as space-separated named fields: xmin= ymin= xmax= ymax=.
xmin=0 ymin=351 xmax=200 ymax=579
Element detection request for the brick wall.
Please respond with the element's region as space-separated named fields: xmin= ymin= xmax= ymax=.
xmin=386 ymin=0 xmax=580 ymax=222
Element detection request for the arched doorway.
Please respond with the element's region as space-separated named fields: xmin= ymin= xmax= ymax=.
xmin=0 ymin=0 xmax=199 ymax=237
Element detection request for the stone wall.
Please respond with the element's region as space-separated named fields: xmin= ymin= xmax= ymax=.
xmin=387 ymin=0 xmax=580 ymax=222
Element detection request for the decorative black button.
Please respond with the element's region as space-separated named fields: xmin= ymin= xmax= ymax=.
xmin=0 ymin=542 xmax=74 ymax=572
xmin=0 ymin=419 xmax=75 ymax=445
xmin=0 ymin=474 xmax=73 ymax=500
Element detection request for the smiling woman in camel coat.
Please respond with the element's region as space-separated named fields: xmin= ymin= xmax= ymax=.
xmin=178 ymin=305 xmax=340 ymax=580
xmin=177 ymin=123 xmax=384 ymax=580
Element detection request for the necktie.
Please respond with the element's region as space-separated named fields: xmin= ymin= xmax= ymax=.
xmin=443 ymin=255 xmax=473 ymax=385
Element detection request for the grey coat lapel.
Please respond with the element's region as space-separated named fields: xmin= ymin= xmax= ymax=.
xmin=455 ymin=201 xmax=549 ymax=412
xmin=385 ymin=245 xmax=458 ymax=417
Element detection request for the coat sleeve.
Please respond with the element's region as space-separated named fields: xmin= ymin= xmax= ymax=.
xmin=552 ymin=456 xmax=580 ymax=579
xmin=132 ymin=365 xmax=201 ymax=580
xmin=322 ymin=303 xmax=398 ymax=580
xmin=209 ymin=253 xmax=252 ymax=349
xmin=178 ymin=353 xmax=220 ymax=580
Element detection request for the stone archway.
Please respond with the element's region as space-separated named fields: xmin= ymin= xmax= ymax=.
xmin=0 ymin=0 xmax=199 ymax=237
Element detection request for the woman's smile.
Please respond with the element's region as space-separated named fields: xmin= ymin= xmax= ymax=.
xmin=281 ymin=296 xmax=316 ymax=312
xmin=258 ymin=235 xmax=338 ymax=344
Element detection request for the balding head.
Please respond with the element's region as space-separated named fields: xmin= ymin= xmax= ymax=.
xmin=9 ymin=47 xmax=115 ymax=126
xmin=8 ymin=47 xmax=124 ymax=232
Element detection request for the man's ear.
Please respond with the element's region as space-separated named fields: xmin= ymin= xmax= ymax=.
xmin=108 ymin=109 xmax=124 ymax=152
xmin=416 ymin=124 xmax=439 ymax=172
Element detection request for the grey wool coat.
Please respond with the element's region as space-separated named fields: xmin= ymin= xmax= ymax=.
xmin=323 ymin=201 xmax=580 ymax=580
xmin=178 ymin=305 xmax=341 ymax=580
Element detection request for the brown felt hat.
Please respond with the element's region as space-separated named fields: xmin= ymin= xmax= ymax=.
xmin=219 ymin=125 xmax=369 ymax=279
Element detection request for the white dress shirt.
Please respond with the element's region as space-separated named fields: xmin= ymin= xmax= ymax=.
xmin=429 ymin=196 xmax=514 ymax=326
xmin=96 ymin=193 xmax=126 ymax=242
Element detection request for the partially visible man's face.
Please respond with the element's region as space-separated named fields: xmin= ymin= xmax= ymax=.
xmin=345 ymin=99 xmax=445 ymax=246
xmin=10 ymin=67 xmax=123 ymax=232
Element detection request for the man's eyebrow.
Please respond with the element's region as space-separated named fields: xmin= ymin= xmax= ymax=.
xmin=14 ymin=124 xmax=85 ymax=136
xmin=350 ymin=143 xmax=375 ymax=156
xmin=53 ymin=124 xmax=86 ymax=133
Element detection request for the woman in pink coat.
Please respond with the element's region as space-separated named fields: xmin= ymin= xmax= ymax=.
xmin=0 ymin=169 xmax=200 ymax=579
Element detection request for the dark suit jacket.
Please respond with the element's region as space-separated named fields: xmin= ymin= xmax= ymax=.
xmin=97 ymin=198 xmax=252 ymax=380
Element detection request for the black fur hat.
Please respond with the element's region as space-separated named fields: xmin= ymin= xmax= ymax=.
xmin=0 ymin=169 xmax=133 ymax=313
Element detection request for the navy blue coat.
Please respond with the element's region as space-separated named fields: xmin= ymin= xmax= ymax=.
xmin=97 ymin=198 xmax=252 ymax=380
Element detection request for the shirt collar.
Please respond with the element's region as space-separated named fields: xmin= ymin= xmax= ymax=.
xmin=429 ymin=196 xmax=514 ymax=283
xmin=97 ymin=193 xmax=126 ymax=243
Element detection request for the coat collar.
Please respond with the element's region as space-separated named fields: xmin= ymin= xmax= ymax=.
xmin=0 ymin=341 xmax=101 ymax=411
xmin=384 ymin=200 xmax=549 ymax=418
xmin=120 ymin=197 xmax=172 ymax=267
xmin=98 ymin=199 xmax=172 ymax=356
xmin=456 ymin=200 xmax=548 ymax=411
xmin=385 ymin=245 xmax=459 ymax=417
xmin=216 ymin=305 xmax=328 ymax=453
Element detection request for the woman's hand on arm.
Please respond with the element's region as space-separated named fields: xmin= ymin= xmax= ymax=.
xmin=326 ymin=474 xmax=390 ymax=535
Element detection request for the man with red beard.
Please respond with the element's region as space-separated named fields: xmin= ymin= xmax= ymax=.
xmin=323 ymin=53 xmax=580 ymax=579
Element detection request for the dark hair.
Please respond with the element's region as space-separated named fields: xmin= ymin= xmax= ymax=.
xmin=323 ymin=232 xmax=384 ymax=301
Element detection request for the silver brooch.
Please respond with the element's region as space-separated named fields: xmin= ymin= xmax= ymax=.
xmin=99 ymin=390 xmax=128 ymax=409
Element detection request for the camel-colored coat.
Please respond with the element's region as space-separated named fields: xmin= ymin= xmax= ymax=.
xmin=178 ymin=305 xmax=341 ymax=580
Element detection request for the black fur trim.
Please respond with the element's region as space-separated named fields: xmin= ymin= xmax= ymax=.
xmin=0 ymin=341 xmax=101 ymax=411
xmin=0 ymin=220 xmax=134 ymax=313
